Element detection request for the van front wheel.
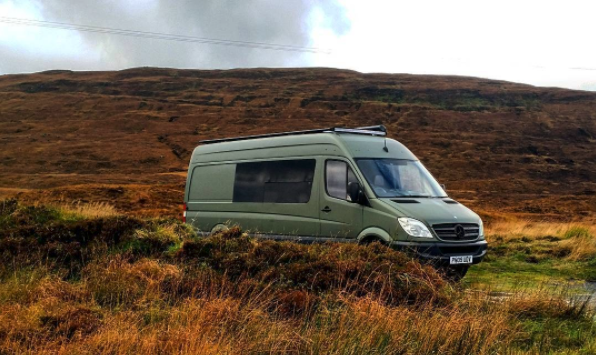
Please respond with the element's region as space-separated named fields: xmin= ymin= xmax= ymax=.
xmin=441 ymin=265 xmax=469 ymax=282
xmin=359 ymin=236 xmax=388 ymax=246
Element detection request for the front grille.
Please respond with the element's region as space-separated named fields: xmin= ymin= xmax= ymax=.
xmin=432 ymin=223 xmax=479 ymax=241
xmin=438 ymin=245 xmax=481 ymax=256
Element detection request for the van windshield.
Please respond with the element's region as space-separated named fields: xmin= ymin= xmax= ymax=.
xmin=356 ymin=159 xmax=447 ymax=198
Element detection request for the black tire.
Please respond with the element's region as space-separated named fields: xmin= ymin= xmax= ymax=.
xmin=441 ymin=265 xmax=469 ymax=282
xmin=359 ymin=236 xmax=388 ymax=246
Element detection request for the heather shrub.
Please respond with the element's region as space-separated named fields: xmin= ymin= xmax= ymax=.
xmin=2 ymin=200 xmax=596 ymax=354
xmin=177 ymin=228 xmax=450 ymax=306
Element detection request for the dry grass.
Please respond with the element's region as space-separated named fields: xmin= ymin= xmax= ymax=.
xmin=2 ymin=265 xmax=590 ymax=354
xmin=2 ymin=200 xmax=596 ymax=354
xmin=486 ymin=220 xmax=596 ymax=261
xmin=56 ymin=201 xmax=121 ymax=219
xmin=559 ymin=236 xmax=596 ymax=261
xmin=0 ymin=270 xmax=514 ymax=354
xmin=486 ymin=220 xmax=595 ymax=241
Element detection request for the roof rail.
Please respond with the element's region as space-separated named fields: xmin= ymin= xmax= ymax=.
xmin=199 ymin=125 xmax=387 ymax=144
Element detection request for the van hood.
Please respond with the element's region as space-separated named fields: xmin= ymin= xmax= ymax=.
xmin=380 ymin=198 xmax=480 ymax=226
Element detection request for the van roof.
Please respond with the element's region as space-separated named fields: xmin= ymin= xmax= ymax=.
xmin=199 ymin=125 xmax=388 ymax=144
xmin=191 ymin=127 xmax=418 ymax=163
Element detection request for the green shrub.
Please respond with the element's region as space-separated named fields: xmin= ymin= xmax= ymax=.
xmin=564 ymin=226 xmax=592 ymax=239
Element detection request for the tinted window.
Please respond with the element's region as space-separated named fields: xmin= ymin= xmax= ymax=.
xmin=326 ymin=160 xmax=358 ymax=200
xmin=233 ymin=159 xmax=315 ymax=203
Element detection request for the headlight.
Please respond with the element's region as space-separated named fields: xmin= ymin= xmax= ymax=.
xmin=398 ymin=217 xmax=433 ymax=238
xmin=478 ymin=219 xmax=485 ymax=238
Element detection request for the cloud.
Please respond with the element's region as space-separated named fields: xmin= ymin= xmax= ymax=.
xmin=0 ymin=0 xmax=349 ymax=73
xmin=0 ymin=42 xmax=99 ymax=73
xmin=2 ymin=0 xmax=594 ymax=91
xmin=320 ymin=0 xmax=596 ymax=91
xmin=580 ymin=82 xmax=596 ymax=92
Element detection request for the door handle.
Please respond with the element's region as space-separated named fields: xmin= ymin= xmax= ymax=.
xmin=321 ymin=206 xmax=332 ymax=213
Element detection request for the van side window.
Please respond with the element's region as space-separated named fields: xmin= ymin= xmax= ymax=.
xmin=233 ymin=159 xmax=315 ymax=203
xmin=326 ymin=160 xmax=358 ymax=201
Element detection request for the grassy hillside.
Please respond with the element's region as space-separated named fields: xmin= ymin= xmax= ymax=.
xmin=0 ymin=68 xmax=595 ymax=219
xmin=1 ymin=68 xmax=595 ymax=352
xmin=1 ymin=199 xmax=596 ymax=354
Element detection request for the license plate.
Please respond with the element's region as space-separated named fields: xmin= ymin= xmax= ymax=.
xmin=450 ymin=255 xmax=473 ymax=265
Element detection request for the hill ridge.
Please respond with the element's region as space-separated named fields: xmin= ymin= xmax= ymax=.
xmin=0 ymin=67 xmax=594 ymax=219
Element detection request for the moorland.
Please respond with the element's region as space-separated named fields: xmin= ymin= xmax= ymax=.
xmin=1 ymin=68 xmax=595 ymax=353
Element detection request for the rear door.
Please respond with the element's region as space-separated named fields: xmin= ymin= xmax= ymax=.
xmin=319 ymin=159 xmax=363 ymax=239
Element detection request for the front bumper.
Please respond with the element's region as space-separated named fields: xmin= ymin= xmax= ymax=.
xmin=390 ymin=240 xmax=488 ymax=265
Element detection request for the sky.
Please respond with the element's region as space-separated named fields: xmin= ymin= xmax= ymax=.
xmin=1 ymin=0 xmax=595 ymax=91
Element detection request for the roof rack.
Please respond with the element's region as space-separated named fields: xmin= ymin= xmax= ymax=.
xmin=200 ymin=125 xmax=387 ymax=144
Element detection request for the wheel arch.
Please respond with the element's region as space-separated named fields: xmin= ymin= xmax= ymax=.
xmin=210 ymin=223 xmax=231 ymax=234
xmin=357 ymin=227 xmax=393 ymax=244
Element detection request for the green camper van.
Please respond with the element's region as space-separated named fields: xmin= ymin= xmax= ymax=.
xmin=184 ymin=126 xmax=487 ymax=276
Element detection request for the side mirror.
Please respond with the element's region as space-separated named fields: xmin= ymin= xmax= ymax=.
xmin=440 ymin=184 xmax=446 ymax=191
xmin=348 ymin=182 xmax=363 ymax=204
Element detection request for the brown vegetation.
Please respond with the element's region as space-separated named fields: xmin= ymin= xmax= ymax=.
xmin=486 ymin=220 xmax=596 ymax=262
xmin=0 ymin=68 xmax=595 ymax=220
xmin=0 ymin=66 xmax=595 ymax=352
xmin=1 ymin=200 xmax=595 ymax=354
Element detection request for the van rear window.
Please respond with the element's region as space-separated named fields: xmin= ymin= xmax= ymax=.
xmin=233 ymin=159 xmax=315 ymax=203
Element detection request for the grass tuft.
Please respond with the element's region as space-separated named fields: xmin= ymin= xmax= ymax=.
xmin=56 ymin=201 xmax=121 ymax=219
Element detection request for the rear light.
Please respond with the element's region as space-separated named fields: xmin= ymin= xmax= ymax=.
xmin=182 ymin=203 xmax=187 ymax=223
